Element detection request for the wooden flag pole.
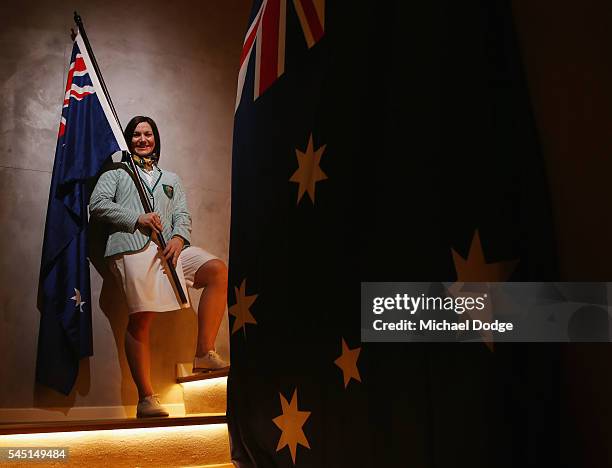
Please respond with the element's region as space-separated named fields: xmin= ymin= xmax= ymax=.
xmin=74 ymin=11 xmax=188 ymax=305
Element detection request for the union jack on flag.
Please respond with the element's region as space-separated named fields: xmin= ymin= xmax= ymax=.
xmin=235 ymin=0 xmax=325 ymax=110
xmin=58 ymin=51 xmax=95 ymax=137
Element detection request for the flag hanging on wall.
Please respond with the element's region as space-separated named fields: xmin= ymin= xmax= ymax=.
xmin=36 ymin=33 xmax=127 ymax=395
xmin=228 ymin=0 xmax=559 ymax=466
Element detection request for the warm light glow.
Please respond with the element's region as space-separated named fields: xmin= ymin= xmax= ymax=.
xmin=180 ymin=376 xmax=227 ymax=416
xmin=0 ymin=423 xmax=231 ymax=466
xmin=166 ymin=383 xmax=186 ymax=402
xmin=180 ymin=376 xmax=227 ymax=390
xmin=179 ymin=465 xmax=233 ymax=468
xmin=0 ymin=423 xmax=227 ymax=443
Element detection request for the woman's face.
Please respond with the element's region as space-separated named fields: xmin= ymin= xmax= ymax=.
xmin=131 ymin=122 xmax=156 ymax=157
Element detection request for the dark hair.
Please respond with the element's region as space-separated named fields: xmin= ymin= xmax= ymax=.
xmin=124 ymin=115 xmax=161 ymax=159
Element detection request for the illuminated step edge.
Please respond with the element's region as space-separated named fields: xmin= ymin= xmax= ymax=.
xmin=194 ymin=465 xmax=234 ymax=468
xmin=0 ymin=414 xmax=225 ymax=435
xmin=197 ymin=465 xmax=234 ymax=468
xmin=176 ymin=363 xmax=230 ymax=383
xmin=0 ymin=403 xmax=186 ymax=424
xmin=0 ymin=419 xmax=231 ymax=467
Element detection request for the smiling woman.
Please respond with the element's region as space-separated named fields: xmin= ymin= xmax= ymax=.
xmin=89 ymin=116 xmax=230 ymax=418
xmin=132 ymin=123 xmax=156 ymax=156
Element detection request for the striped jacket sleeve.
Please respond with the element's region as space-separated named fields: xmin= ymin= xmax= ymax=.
xmin=171 ymin=176 xmax=192 ymax=245
xmin=90 ymin=169 xmax=141 ymax=233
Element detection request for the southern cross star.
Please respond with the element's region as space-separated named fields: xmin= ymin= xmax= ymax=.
xmin=289 ymin=133 xmax=328 ymax=205
xmin=71 ymin=288 xmax=86 ymax=313
xmin=229 ymin=279 xmax=258 ymax=336
xmin=334 ymin=338 xmax=362 ymax=388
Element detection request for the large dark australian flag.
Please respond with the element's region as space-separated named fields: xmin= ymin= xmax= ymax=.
xmin=228 ymin=1 xmax=560 ymax=467
xmin=37 ymin=34 xmax=127 ymax=395
xmin=228 ymin=1 xmax=375 ymax=466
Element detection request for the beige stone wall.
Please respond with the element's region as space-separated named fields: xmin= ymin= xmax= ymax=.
xmin=0 ymin=0 xmax=251 ymax=415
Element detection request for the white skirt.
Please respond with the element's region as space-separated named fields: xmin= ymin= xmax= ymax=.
xmin=109 ymin=242 xmax=218 ymax=314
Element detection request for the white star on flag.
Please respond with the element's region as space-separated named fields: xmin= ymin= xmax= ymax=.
xmin=71 ymin=288 xmax=86 ymax=313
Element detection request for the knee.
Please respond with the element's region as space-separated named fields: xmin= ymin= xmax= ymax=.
xmin=195 ymin=259 xmax=228 ymax=289
xmin=127 ymin=312 xmax=154 ymax=338
xmin=209 ymin=259 xmax=229 ymax=286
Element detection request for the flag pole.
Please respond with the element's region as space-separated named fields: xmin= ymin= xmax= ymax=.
xmin=74 ymin=11 xmax=188 ymax=305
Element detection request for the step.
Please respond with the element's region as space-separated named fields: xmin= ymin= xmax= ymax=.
xmin=0 ymin=415 xmax=230 ymax=467
xmin=0 ymin=414 xmax=225 ymax=435
xmin=177 ymin=365 xmax=229 ymax=415
xmin=176 ymin=365 xmax=229 ymax=384
xmin=190 ymin=465 xmax=234 ymax=468
xmin=192 ymin=465 xmax=234 ymax=468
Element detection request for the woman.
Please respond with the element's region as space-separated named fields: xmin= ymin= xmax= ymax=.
xmin=90 ymin=116 xmax=229 ymax=418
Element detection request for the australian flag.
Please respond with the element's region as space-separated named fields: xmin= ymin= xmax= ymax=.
xmin=228 ymin=1 xmax=371 ymax=466
xmin=36 ymin=34 xmax=127 ymax=395
xmin=228 ymin=1 xmax=560 ymax=467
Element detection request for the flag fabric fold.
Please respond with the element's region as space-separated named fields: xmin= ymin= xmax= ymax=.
xmin=36 ymin=34 xmax=127 ymax=395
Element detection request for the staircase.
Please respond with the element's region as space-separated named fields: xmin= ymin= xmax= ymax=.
xmin=0 ymin=367 xmax=232 ymax=468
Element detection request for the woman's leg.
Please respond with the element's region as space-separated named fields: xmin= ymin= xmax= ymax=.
xmin=125 ymin=311 xmax=155 ymax=399
xmin=193 ymin=259 xmax=229 ymax=356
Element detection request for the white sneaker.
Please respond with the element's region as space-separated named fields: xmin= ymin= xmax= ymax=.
xmin=193 ymin=350 xmax=230 ymax=372
xmin=136 ymin=394 xmax=169 ymax=418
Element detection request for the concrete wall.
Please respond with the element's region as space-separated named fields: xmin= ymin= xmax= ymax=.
xmin=0 ymin=0 xmax=251 ymax=417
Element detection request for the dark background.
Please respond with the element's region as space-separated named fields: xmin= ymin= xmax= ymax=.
xmin=359 ymin=0 xmax=612 ymax=466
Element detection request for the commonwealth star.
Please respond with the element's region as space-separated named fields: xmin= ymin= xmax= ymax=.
xmin=452 ymin=230 xmax=518 ymax=282
xmin=272 ymin=388 xmax=311 ymax=464
xmin=450 ymin=230 xmax=518 ymax=349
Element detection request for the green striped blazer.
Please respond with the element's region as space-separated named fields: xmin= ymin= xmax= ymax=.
xmin=89 ymin=162 xmax=192 ymax=258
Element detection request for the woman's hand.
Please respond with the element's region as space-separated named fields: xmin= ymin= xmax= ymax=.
xmin=163 ymin=236 xmax=185 ymax=267
xmin=137 ymin=212 xmax=163 ymax=234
